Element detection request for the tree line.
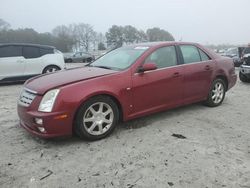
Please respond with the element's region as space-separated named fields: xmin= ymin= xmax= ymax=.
xmin=0 ymin=18 xmax=175 ymax=52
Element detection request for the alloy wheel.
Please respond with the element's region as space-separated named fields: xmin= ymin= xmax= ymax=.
xmin=211 ymin=82 xmax=224 ymax=104
xmin=46 ymin=67 xmax=58 ymax=73
xmin=83 ymin=102 xmax=114 ymax=136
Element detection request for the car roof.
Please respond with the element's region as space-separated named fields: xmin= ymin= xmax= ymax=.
xmin=0 ymin=43 xmax=55 ymax=49
xmin=125 ymin=41 xmax=200 ymax=48
xmin=123 ymin=41 xmax=220 ymax=59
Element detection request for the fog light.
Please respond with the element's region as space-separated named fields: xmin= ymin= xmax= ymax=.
xmin=38 ymin=127 xmax=45 ymax=133
xmin=35 ymin=118 xmax=43 ymax=125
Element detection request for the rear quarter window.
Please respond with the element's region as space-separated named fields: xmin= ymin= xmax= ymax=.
xmin=40 ymin=48 xmax=53 ymax=56
xmin=198 ymin=49 xmax=211 ymax=61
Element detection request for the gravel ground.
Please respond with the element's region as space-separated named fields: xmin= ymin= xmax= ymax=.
xmin=0 ymin=69 xmax=250 ymax=188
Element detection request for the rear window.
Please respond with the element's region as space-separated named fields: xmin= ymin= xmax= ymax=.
xmin=22 ymin=46 xmax=40 ymax=59
xmin=180 ymin=45 xmax=201 ymax=64
xmin=0 ymin=45 xmax=22 ymax=58
xmin=40 ymin=48 xmax=53 ymax=56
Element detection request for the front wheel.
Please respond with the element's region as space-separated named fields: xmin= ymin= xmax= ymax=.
xmin=74 ymin=96 xmax=119 ymax=140
xmin=239 ymin=72 xmax=249 ymax=82
xmin=205 ymin=79 xmax=226 ymax=107
xmin=42 ymin=65 xmax=60 ymax=74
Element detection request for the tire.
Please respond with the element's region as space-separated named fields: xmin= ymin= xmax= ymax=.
xmin=86 ymin=57 xmax=92 ymax=63
xmin=205 ymin=78 xmax=226 ymax=107
xmin=42 ymin=65 xmax=61 ymax=74
xmin=67 ymin=58 xmax=73 ymax=63
xmin=239 ymin=71 xmax=249 ymax=82
xmin=74 ymin=96 xmax=119 ymax=140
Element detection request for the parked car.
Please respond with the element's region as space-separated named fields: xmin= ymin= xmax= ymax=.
xmin=17 ymin=42 xmax=237 ymax=140
xmin=217 ymin=49 xmax=226 ymax=56
xmin=0 ymin=43 xmax=65 ymax=83
xmin=224 ymin=47 xmax=245 ymax=67
xmin=64 ymin=52 xmax=95 ymax=63
xmin=239 ymin=47 xmax=250 ymax=82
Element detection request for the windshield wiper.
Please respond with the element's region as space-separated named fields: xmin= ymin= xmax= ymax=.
xmin=91 ymin=65 xmax=112 ymax=70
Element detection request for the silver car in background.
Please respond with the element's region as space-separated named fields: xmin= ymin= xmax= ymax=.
xmin=64 ymin=52 xmax=95 ymax=63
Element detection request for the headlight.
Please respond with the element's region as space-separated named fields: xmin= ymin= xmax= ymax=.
xmin=38 ymin=89 xmax=60 ymax=112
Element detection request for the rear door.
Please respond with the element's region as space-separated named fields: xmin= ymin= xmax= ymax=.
xmin=22 ymin=46 xmax=43 ymax=76
xmin=179 ymin=45 xmax=214 ymax=104
xmin=0 ymin=45 xmax=25 ymax=81
xmin=132 ymin=46 xmax=184 ymax=116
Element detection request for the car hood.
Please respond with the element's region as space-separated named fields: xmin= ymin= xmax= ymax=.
xmin=25 ymin=67 xmax=118 ymax=95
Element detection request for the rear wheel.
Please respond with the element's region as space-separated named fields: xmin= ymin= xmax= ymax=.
xmin=74 ymin=96 xmax=119 ymax=140
xmin=205 ymin=78 xmax=226 ymax=107
xmin=42 ymin=65 xmax=60 ymax=74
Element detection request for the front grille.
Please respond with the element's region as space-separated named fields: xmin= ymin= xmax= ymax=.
xmin=244 ymin=56 xmax=250 ymax=65
xmin=18 ymin=89 xmax=36 ymax=107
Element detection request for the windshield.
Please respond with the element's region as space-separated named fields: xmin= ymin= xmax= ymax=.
xmin=243 ymin=47 xmax=250 ymax=54
xmin=54 ymin=49 xmax=62 ymax=54
xmin=90 ymin=47 xmax=148 ymax=70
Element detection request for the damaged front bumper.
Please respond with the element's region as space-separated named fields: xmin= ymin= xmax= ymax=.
xmin=240 ymin=65 xmax=250 ymax=78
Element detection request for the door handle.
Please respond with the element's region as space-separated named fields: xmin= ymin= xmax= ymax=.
xmin=173 ymin=72 xmax=180 ymax=77
xmin=205 ymin=65 xmax=211 ymax=70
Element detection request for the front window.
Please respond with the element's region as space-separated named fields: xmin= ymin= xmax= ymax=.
xmin=90 ymin=47 xmax=148 ymax=70
xmin=54 ymin=49 xmax=62 ymax=54
xmin=145 ymin=46 xmax=177 ymax=69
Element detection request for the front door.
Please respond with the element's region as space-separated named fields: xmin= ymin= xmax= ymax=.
xmin=131 ymin=46 xmax=183 ymax=117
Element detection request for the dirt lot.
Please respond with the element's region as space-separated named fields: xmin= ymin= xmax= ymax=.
xmin=0 ymin=69 xmax=250 ymax=188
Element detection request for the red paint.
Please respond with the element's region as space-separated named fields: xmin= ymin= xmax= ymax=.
xmin=18 ymin=42 xmax=237 ymax=138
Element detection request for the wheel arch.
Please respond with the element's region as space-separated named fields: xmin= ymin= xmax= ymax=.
xmin=42 ymin=64 xmax=61 ymax=74
xmin=73 ymin=92 xmax=124 ymax=128
xmin=214 ymin=75 xmax=228 ymax=91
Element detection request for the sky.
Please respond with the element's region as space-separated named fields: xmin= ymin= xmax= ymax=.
xmin=1 ymin=0 xmax=250 ymax=45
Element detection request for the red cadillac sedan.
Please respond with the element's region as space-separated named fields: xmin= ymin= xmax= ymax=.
xmin=17 ymin=42 xmax=237 ymax=140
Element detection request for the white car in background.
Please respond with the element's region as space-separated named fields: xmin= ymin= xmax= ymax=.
xmin=0 ymin=43 xmax=65 ymax=83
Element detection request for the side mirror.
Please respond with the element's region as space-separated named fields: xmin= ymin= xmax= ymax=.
xmin=138 ymin=62 xmax=157 ymax=73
